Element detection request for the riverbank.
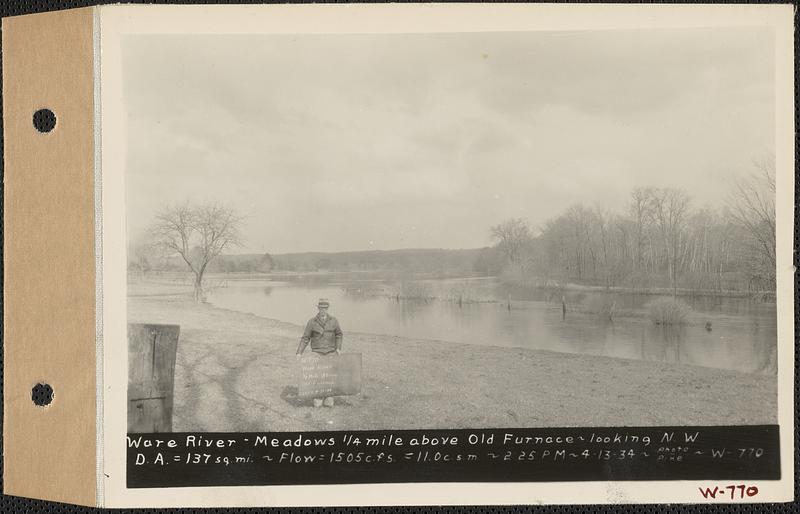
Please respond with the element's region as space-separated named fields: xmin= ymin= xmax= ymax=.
xmin=130 ymin=270 xmax=775 ymax=300
xmin=128 ymin=285 xmax=777 ymax=432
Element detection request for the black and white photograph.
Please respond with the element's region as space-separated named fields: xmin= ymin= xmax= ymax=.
xmin=125 ymin=26 xmax=778 ymax=433
xmin=102 ymin=4 xmax=797 ymax=500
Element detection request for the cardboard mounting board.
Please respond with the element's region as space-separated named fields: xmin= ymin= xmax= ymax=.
xmin=1 ymin=2 xmax=796 ymax=509
xmin=2 ymin=7 xmax=97 ymax=507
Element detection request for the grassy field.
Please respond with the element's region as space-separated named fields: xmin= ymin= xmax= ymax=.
xmin=127 ymin=280 xmax=777 ymax=432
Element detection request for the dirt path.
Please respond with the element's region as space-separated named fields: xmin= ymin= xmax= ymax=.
xmin=128 ymin=294 xmax=777 ymax=432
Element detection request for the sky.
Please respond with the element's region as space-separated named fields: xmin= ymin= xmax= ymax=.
xmin=123 ymin=28 xmax=775 ymax=254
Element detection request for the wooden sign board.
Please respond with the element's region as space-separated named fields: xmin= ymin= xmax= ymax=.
xmin=127 ymin=323 xmax=180 ymax=432
xmin=297 ymin=353 xmax=361 ymax=399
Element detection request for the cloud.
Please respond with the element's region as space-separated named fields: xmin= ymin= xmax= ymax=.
xmin=123 ymin=28 xmax=774 ymax=253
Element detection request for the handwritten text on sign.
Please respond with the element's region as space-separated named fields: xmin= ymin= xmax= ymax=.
xmin=298 ymin=353 xmax=361 ymax=399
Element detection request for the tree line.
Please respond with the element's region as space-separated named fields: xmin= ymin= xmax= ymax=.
xmin=490 ymin=160 xmax=776 ymax=296
xmin=133 ymin=246 xmax=489 ymax=276
xmin=129 ymin=203 xmax=492 ymax=301
xmin=131 ymin=160 xmax=775 ymax=301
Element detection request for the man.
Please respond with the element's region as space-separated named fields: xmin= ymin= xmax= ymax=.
xmin=296 ymin=298 xmax=343 ymax=407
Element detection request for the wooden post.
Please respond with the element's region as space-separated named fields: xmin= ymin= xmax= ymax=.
xmin=127 ymin=323 xmax=180 ymax=432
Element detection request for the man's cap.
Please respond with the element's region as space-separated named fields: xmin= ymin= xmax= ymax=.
xmin=317 ymin=298 xmax=330 ymax=308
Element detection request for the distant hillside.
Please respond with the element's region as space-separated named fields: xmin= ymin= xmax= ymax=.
xmin=135 ymin=247 xmax=504 ymax=275
xmin=272 ymin=248 xmax=498 ymax=274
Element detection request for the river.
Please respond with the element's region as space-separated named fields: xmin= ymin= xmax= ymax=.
xmin=205 ymin=273 xmax=777 ymax=374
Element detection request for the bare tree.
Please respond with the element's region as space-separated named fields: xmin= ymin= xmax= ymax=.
xmin=629 ymin=187 xmax=654 ymax=272
xmin=150 ymin=202 xmax=244 ymax=301
xmin=650 ymin=187 xmax=690 ymax=297
xmin=592 ymin=206 xmax=614 ymax=288
xmin=564 ymin=205 xmax=594 ymax=281
xmin=727 ymin=156 xmax=776 ymax=289
xmin=490 ymin=218 xmax=533 ymax=274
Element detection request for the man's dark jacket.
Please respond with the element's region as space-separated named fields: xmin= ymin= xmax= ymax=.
xmin=296 ymin=314 xmax=343 ymax=355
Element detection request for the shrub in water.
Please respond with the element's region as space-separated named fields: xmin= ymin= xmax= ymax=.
xmin=648 ymin=297 xmax=692 ymax=325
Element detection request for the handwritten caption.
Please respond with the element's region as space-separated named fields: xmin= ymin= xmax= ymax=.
xmin=699 ymin=484 xmax=759 ymax=500
xmin=126 ymin=426 xmax=780 ymax=488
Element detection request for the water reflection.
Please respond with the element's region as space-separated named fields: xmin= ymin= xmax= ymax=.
xmin=206 ymin=275 xmax=776 ymax=374
xmin=647 ymin=324 xmax=686 ymax=365
xmin=396 ymin=298 xmax=434 ymax=324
